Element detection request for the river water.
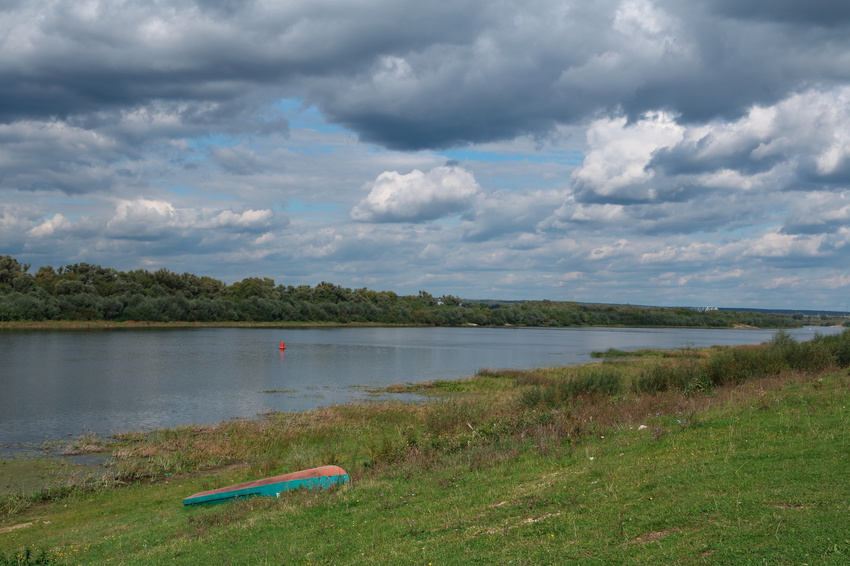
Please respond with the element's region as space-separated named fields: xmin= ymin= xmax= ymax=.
xmin=0 ymin=325 xmax=841 ymax=447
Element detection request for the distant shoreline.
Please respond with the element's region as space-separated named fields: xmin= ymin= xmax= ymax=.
xmin=0 ymin=320 xmax=393 ymax=330
xmin=2 ymin=319 xmax=838 ymax=331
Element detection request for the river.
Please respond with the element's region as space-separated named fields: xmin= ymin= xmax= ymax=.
xmin=0 ymin=325 xmax=841 ymax=448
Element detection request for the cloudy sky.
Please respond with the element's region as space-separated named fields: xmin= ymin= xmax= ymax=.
xmin=2 ymin=0 xmax=850 ymax=309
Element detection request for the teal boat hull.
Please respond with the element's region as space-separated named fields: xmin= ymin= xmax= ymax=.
xmin=182 ymin=465 xmax=349 ymax=506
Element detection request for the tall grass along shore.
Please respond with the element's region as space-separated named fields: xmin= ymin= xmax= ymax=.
xmin=2 ymin=329 xmax=849 ymax=564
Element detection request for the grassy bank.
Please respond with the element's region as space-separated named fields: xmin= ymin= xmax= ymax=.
xmin=2 ymin=331 xmax=849 ymax=564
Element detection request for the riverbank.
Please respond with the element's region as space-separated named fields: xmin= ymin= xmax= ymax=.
xmin=0 ymin=319 xmax=811 ymax=331
xmin=0 ymin=320 xmax=388 ymax=330
xmin=2 ymin=333 xmax=849 ymax=564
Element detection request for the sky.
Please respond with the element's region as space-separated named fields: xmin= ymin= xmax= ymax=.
xmin=2 ymin=1 xmax=850 ymax=310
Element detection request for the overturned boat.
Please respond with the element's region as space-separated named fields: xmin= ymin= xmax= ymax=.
xmin=182 ymin=465 xmax=350 ymax=506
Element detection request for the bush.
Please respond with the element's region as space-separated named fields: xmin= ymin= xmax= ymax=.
xmin=810 ymin=329 xmax=850 ymax=367
xmin=632 ymin=360 xmax=710 ymax=394
xmin=705 ymin=348 xmax=786 ymax=386
xmin=520 ymin=367 xmax=624 ymax=407
xmin=561 ymin=367 xmax=624 ymax=397
xmin=791 ymin=340 xmax=835 ymax=372
xmin=766 ymin=329 xmax=836 ymax=373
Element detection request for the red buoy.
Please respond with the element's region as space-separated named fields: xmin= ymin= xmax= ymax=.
xmin=279 ymin=342 xmax=286 ymax=350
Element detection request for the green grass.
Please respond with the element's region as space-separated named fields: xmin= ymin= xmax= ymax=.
xmin=590 ymin=347 xmax=664 ymax=358
xmin=2 ymin=337 xmax=850 ymax=564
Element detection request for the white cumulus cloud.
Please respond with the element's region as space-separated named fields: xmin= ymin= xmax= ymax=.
xmin=28 ymin=213 xmax=73 ymax=237
xmin=572 ymin=111 xmax=684 ymax=202
xmin=351 ymin=165 xmax=481 ymax=223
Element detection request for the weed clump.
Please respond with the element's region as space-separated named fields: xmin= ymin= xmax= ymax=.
xmin=632 ymin=360 xmax=710 ymax=395
xmin=519 ymin=366 xmax=625 ymax=408
xmin=425 ymin=397 xmax=486 ymax=437
xmin=704 ymin=347 xmax=784 ymax=386
xmin=0 ymin=548 xmax=58 ymax=565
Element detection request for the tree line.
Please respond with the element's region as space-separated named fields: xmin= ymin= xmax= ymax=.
xmin=0 ymin=255 xmax=801 ymax=328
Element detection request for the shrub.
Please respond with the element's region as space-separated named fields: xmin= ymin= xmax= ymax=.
xmin=768 ymin=329 xmax=798 ymax=354
xmin=632 ymin=360 xmax=709 ymax=394
xmin=519 ymin=367 xmax=624 ymax=407
xmin=790 ymin=340 xmax=835 ymax=372
xmin=765 ymin=329 xmax=837 ymax=373
xmin=631 ymin=356 xmax=726 ymax=395
xmin=705 ymin=348 xmax=785 ymax=386
xmin=810 ymin=329 xmax=850 ymax=367
xmin=560 ymin=367 xmax=624 ymax=397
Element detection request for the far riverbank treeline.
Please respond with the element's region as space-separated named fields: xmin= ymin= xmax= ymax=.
xmin=0 ymin=255 xmax=810 ymax=327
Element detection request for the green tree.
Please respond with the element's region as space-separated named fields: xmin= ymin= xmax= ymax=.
xmin=314 ymin=282 xmax=350 ymax=303
xmin=230 ymin=277 xmax=277 ymax=299
xmin=198 ymin=276 xmax=227 ymax=298
xmin=34 ymin=265 xmax=59 ymax=292
xmin=417 ymin=290 xmax=437 ymax=307
xmin=0 ymin=255 xmax=29 ymax=289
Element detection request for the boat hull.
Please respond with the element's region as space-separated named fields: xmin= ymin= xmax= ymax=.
xmin=182 ymin=465 xmax=349 ymax=506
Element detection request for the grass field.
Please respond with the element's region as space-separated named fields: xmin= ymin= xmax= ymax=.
xmin=2 ymin=333 xmax=849 ymax=564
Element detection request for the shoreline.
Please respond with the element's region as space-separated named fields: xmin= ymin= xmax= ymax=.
xmin=0 ymin=320 xmax=396 ymax=330
xmin=0 ymin=319 xmax=830 ymax=331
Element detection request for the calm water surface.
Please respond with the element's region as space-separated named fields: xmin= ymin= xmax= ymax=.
xmin=0 ymin=326 xmax=841 ymax=447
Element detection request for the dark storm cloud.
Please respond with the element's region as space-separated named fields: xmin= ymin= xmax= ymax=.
xmin=779 ymin=192 xmax=850 ymax=235
xmin=781 ymin=220 xmax=844 ymax=236
xmin=707 ymin=0 xmax=850 ymax=27
xmin=797 ymin=157 xmax=850 ymax=186
xmin=649 ymin=137 xmax=784 ymax=178
xmin=0 ymin=0 xmax=482 ymax=126
xmin=3 ymin=0 xmax=849 ymax=150
xmin=306 ymin=0 xmax=850 ymax=148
